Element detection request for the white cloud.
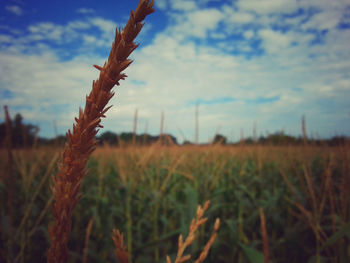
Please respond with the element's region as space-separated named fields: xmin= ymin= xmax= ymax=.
xmin=8 ymin=17 xmax=118 ymax=50
xmin=296 ymin=0 xmax=349 ymax=31
xmin=222 ymin=5 xmax=255 ymax=24
xmin=301 ymin=10 xmax=342 ymax=30
xmin=171 ymin=0 xmax=197 ymax=11
xmin=188 ymin=9 xmax=224 ymax=37
xmin=28 ymin=23 xmax=64 ymax=41
xmin=0 ymin=50 xmax=100 ymax=134
xmin=5 ymin=5 xmax=23 ymax=16
xmin=67 ymin=20 xmax=91 ymax=30
xmin=258 ymin=29 xmax=292 ymax=53
xmin=82 ymin=34 xmax=97 ymax=44
xmin=210 ymin=32 xmax=226 ymax=39
xmin=0 ymin=34 xmax=13 ymax=43
xmin=169 ymin=8 xmax=225 ymax=39
xmin=244 ymin=30 xmax=254 ymax=39
xmin=156 ymin=0 xmax=199 ymax=11
xmin=89 ymin=17 xmax=116 ymax=34
xmin=229 ymin=12 xmax=255 ymax=24
xmin=237 ymin=0 xmax=298 ymax=15
xmin=155 ymin=0 xmax=168 ymax=10
xmin=299 ymin=0 xmax=349 ymax=10
xmin=76 ymin=8 xmax=95 ymax=14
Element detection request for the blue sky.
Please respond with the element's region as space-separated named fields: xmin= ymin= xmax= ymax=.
xmin=1 ymin=0 xmax=350 ymax=143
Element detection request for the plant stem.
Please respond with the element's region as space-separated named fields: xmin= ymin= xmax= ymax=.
xmin=46 ymin=2 xmax=154 ymax=262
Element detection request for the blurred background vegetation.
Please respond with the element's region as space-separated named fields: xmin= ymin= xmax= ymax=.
xmin=1 ymin=112 xmax=349 ymax=148
xmin=1 ymin=111 xmax=349 ymax=263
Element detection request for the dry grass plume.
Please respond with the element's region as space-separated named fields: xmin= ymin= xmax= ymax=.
xmin=47 ymin=1 xmax=154 ymax=262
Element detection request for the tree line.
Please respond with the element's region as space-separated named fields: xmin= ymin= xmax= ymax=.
xmin=0 ymin=112 xmax=349 ymax=148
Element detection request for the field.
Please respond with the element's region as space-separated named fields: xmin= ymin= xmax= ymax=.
xmin=1 ymin=1 xmax=349 ymax=262
xmin=1 ymin=143 xmax=349 ymax=263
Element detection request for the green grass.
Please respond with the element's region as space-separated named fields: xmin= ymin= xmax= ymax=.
xmin=0 ymin=144 xmax=349 ymax=263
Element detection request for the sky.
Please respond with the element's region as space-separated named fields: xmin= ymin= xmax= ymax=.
xmin=1 ymin=0 xmax=350 ymax=143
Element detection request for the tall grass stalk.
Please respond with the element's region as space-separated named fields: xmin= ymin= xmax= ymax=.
xmin=259 ymin=207 xmax=270 ymax=263
xmin=3 ymin=105 xmax=14 ymax=263
xmin=166 ymin=201 xmax=220 ymax=263
xmin=47 ymin=1 xmax=154 ymax=262
xmin=82 ymin=217 xmax=94 ymax=263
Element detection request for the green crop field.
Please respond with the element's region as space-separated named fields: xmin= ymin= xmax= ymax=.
xmin=1 ymin=143 xmax=349 ymax=263
xmin=1 ymin=1 xmax=349 ymax=262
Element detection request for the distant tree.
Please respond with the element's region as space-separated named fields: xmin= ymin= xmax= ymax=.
xmin=213 ymin=134 xmax=227 ymax=145
xmin=158 ymin=134 xmax=178 ymax=145
xmin=109 ymin=132 xmax=178 ymax=146
xmin=119 ymin=132 xmax=133 ymax=144
xmin=13 ymin=113 xmax=24 ymax=146
xmin=183 ymin=140 xmax=193 ymax=145
xmin=37 ymin=135 xmax=66 ymax=147
xmin=328 ymin=136 xmax=350 ymax=146
xmin=98 ymin=131 xmax=118 ymax=145
xmin=244 ymin=137 xmax=255 ymax=145
xmin=0 ymin=112 xmax=38 ymax=148
xmin=264 ymin=131 xmax=298 ymax=145
xmin=258 ymin=136 xmax=268 ymax=144
xmin=54 ymin=135 xmax=67 ymax=146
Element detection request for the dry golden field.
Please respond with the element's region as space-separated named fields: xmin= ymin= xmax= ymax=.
xmin=1 ymin=143 xmax=349 ymax=262
xmin=1 ymin=1 xmax=349 ymax=262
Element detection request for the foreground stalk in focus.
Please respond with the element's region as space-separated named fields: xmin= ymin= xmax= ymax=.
xmin=47 ymin=1 xmax=154 ymax=262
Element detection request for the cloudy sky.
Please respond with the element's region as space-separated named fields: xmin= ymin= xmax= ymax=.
xmin=1 ymin=0 xmax=350 ymax=143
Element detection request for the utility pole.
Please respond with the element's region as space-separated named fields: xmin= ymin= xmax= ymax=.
xmin=195 ymin=103 xmax=199 ymax=144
